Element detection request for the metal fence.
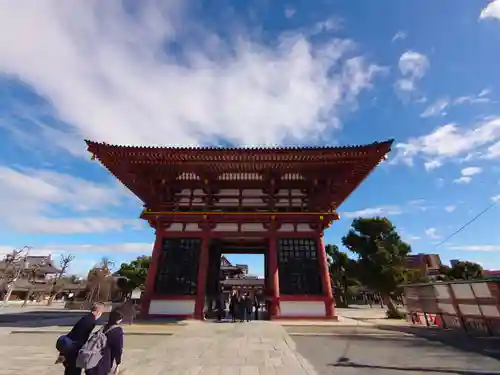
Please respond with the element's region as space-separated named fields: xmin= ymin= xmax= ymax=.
xmin=403 ymin=280 xmax=500 ymax=336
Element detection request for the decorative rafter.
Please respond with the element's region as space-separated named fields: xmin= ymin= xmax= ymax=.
xmin=86 ymin=140 xmax=393 ymax=213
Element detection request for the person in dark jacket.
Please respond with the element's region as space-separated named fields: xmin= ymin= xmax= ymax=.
xmin=229 ymin=291 xmax=238 ymax=322
xmin=85 ymin=309 xmax=124 ymax=375
xmin=214 ymin=291 xmax=225 ymax=321
xmin=244 ymin=293 xmax=253 ymax=322
xmin=237 ymin=293 xmax=245 ymax=322
xmin=59 ymin=302 xmax=104 ymax=375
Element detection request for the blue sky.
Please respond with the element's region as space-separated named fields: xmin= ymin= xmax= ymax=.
xmin=1 ymin=0 xmax=500 ymax=277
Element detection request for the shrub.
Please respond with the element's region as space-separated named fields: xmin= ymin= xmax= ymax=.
xmin=386 ymin=309 xmax=406 ymax=319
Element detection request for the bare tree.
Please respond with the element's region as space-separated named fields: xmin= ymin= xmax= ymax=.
xmin=22 ymin=262 xmax=43 ymax=308
xmin=86 ymin=257 xmax=115 ymax=302
xmin=99 ymin=257 xmax=115 ymax=273
xmin=47 ymin=254 xmax=75 ymax=306
xmin=0 ymin=246 xmax=31 ymax=304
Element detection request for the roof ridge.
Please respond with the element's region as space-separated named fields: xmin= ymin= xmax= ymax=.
xmin=85 ymin=139 xmax=394 ymax=152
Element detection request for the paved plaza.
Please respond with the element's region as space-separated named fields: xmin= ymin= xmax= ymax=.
xmin=0 ymin=307 xmax=499 ymax=375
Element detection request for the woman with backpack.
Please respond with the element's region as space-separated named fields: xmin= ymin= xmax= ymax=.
xmin=80 ymin=309 xmax=124 ymax=375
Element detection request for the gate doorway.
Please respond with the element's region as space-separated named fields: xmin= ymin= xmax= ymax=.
xmin=204 ymin=238 xmax=269 ymax=321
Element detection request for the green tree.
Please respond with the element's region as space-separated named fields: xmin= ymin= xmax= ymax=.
xmin=325 ymin=244 xmax=359 ymax=306
xmin=116 ymin=256 xmax=151 ymax=290
xmin=404 ymin=268 xmax=430 ymax=284
xmin=440 ymin=261 xmax=483 ymax=280
xmin=342 ymin=217 xmax=411 ymax=316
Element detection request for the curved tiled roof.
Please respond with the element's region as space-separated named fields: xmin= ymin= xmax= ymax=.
xmin=85 ymin=139 xmax=394 ymax=164
xmin=84 ymin=139 xmax=394 ymax=209
xmin=85 ymin=139 xmax=394 ymax=152
xmin=85 ymin=140 xmax=394 ymax=149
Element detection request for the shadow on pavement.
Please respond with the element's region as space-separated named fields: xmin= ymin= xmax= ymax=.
xmin=330 ymin=357 xmax=500 ymax=375
xmin=0 ymin=311 xmax=88 ymax=328
xmin=0 ymin=310 xmax=186 ymax=328
xmin=373 ymin=324 xmax=500 ymax=361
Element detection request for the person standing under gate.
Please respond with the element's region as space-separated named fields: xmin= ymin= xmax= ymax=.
xmin=229 ymin=290 xmax=238 ymax=322
xmin=215 ymin=290 xmax=225 ymax=321
xmin=253 ymin=294 xmax=259 ymax=321
xmin=244 ymin=292 xmax=253 ymax=322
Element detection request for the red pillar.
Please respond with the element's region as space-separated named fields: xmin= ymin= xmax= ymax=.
xmin=317 ymin=233 xmax=335 ymax=318
xmin=268 ymin=234 xmax=280 ymax=318
xmin=140 ymin=229 xmax=164 ymax=317
xmin=194 ymin=235 xmax=210 ymax=320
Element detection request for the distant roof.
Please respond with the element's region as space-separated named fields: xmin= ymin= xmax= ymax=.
xmin=0 ymin=255 xmax=61 ymax=274
xmin=485 ymin=270 xmax=500 ymax=277
xmin=221 ymin=255 xmax=232 ymax=267
xmin=222 ymin=278 xmax=264 ymax=286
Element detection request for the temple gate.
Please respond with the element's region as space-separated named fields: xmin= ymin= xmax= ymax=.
xmin=86 ymin=140 xmax=393 ymax=319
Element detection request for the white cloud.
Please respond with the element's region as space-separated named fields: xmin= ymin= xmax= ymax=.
xmin=453 ymin=176 xmax=471 ymax=184
xmin=492 ymin=194 xmax=500 ymax=202
xmin=284 ymin=6 xmax=296 ymax=19
xmin=461 ymin=167 xmax=482 ymax=176
xmin=392 ymin=31 xmax=407 ymax=42
xmin=424 ymin=159 xmax=442 ymax=171
xmin=483 ymin=140 xmax=500 ymax=159
xmin=408 ymin=199 xmax=432 ymax=212
xmin=453 ymin=88 xmax=492 ymax=105
xmin=398 ymin=51 xmax=429 ymax=79
xmin=392 ymin=117 xmax=500 ymax=168
xmin=33 ymin=243 xmax=153 ymax=255
xmin=311 ymin=17 xmax=343 ymax=34
xmin=447 ymin=245 xmax=500 ymax=252
xmin=0 ymin=2 xmax=382 ymax=149
xmin=420 ymin=98 xmax=449 ymax=118
xmin=394 ymin=78 xmax=415 ymax=93
xmin=343 ymin=200 xmax=434 ymax=218
xmin=444 ymin=205 xmax=456 ymax=213
xmin=480 ymin=0 xmax=500 ymax=20
xmin=425 ymin=227 xmax=441 ymax=239
xmin=453 ymin=166 xmax=482 ymax=184
xmin=420 ymin=90 xmax=490 ymax=119
xmin=395 ymin=51 xmax=429 ymax=94
xmin=0 ymin=166 xmax=139 ymax=234
xmin=342 ymin=205 xmax=403 ymax=218
xmin=454 ymin=96 xmax=490 ymax=105
xmin=479 ymin=89 xmax=491 ymax=97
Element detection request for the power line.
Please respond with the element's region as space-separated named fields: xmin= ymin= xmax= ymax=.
xmin=435 ymin=201 xmax=498 ymax=248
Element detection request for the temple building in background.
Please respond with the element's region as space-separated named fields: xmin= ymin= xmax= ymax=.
xmin=406 ymin=253 xmax=443 ymax=278
xmin=219 ymin=255 xmax=264 ymax=298
xmin=0 ymin=255 xmax=60 ymax=301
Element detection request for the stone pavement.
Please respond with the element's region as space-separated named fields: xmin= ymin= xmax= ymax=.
xmin=0 ymin=320 xmax=318 ymax=375
xmin=122 ymin=321 xmax=317 ymax=375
